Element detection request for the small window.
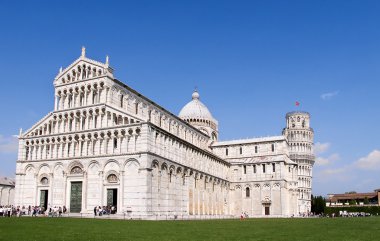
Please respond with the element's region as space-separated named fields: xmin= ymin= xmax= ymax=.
xmin=120 ymin=95 xmax=124 ymax=108
xmin=262 ymin=164 xmax=266 ymax=173
xmin=271 ymin=144 xmax=275 ymax=152
xmin=240 ymin=146 xmax=243 ymax=155
xmin=226 ymin=148 xmax=229 ymax=156
xmin=253 ymin=165 xmax=256 ymax=173
xmin=288 ymin=166 xmax=291 ymax=172
xmin=67 ymin=143 xmax=71 ymax=156
xmin=113 ymin=138 xmax=118 ymax=149
xmin=25 ymin=146 xmax=29 ymax=160
xmin=243 ymin=165 xmax=247 ymax=174
xmin=92 ymin=91 xmax=97 ymax=104
xmin=246 ymin=187 xmax=250 ymax=198
xmin=135 ymin=103 xmax=139 ymax=114
xmin=272 ymin=163 xmax=276 ymax=172
xmin=255 ymin=146 xmax=258 ymax=153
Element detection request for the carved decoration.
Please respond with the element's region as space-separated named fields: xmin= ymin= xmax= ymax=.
xmin=40 ymin=177 xmax=49 ymax=185
xmin=71 ymin=166 xmax=83 ymax=174
xmin=107 ymin=174 xmax=118 ymax=183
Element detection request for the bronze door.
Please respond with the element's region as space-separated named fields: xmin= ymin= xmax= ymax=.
xmin=70 ymin=182 xmax=82 ymax=213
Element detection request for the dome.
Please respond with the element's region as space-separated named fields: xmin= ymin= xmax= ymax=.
xmin=179 ymin=90 xmax=214 ymax=120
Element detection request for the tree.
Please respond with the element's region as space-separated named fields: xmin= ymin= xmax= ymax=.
xmin=311 ymin=195 xmax=326 ymax=214
xmin=349 ymin=200 xmax=357 ymax=205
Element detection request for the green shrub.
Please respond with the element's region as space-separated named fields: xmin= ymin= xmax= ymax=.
xmin=325 ymin=206 xmax=380 ymax=216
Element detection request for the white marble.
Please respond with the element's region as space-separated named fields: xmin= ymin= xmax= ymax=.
xmin=14 ymin=48 xmax=314 ymax=217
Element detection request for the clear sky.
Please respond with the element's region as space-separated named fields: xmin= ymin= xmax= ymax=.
xmin=0 ymin=0 xmax=379 ymax=196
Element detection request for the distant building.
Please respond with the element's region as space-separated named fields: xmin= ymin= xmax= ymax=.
xmin=0 ymin=177 xmax=15 ymax=206
xmin=327 ymin=190 xmax=380 ymax=206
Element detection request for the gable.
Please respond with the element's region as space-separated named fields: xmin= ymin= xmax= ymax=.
xmin=54 ymin=57 xmax=113 ymax=86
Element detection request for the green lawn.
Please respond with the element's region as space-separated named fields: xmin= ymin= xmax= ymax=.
xmin=0 ymin=217 xmax=379 ymax=241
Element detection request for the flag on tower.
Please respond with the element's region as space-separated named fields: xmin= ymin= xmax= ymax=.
xmin=295 ymin=101 xmax=300 ymax=107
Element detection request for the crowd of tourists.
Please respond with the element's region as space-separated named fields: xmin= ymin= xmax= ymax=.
xmin=0 ymin=205 xmax=67 ymax=217
xmin=93 ymin=205 xmax=117 ymax=216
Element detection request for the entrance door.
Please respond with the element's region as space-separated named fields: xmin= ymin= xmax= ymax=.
xmin=70 ymin=182 xmax=82 ymax=213
xmin=107 ymin=189 xmax=118 ymax=213
xmin=40 ymin=190 xmax=48 ymax=211
xmin=265 ymin=206 xmax=270 ymax=215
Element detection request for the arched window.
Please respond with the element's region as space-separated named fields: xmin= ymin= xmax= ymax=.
xmin=120 ymin=95 xmax=124 ymax=108
xmin=113 ymin=138 xmax=118 ymax=150
xmin=245 ymin=187 xmax=250 ymax=198
xmin=240 ymin=146 xmax=243 ymax=155
xmin=271 ymin=144 xmax=275 ymax=152
xmin=92 ymin=91 xmax=97 ymax=104
xmin=80 ymin=93 xmax=84 ymax=106
xmin=255 ymin=146 xmax=258 ymax=153
xmin=25 ymin=146 xmax=29 ymax=160
xmin=225 ymin=148 xmax=228 ymax=156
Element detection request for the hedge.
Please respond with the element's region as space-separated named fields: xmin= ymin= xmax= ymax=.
xmin=325 ymin=206 xmax=380 ymax=215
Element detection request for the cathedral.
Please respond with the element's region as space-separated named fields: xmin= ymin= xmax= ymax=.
xmin=14 ymin=48 xmax=315 ymax=218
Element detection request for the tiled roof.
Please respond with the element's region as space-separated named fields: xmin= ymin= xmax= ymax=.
xmin=328 ymin=192 xmax=378 ymax=201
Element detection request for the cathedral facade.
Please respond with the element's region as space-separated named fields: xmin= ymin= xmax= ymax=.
xmin=14 ymin=49 xmax=314 ymax=218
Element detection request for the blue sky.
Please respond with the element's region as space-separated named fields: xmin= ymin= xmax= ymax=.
xmin=0 ymin=0 xmax=379 ymax=196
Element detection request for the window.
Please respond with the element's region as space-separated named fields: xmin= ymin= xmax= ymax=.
xmin=253 ymin=165 xmax=256 ymax=173
xmin=113 ymin=138 xmax=118 ymax=149
xmin=92 ymin=91 xmax=97 ymax=104
xmin=240 ymin=146 xmax=243 ymax=155
xmin=135 ymin=103 xmax=139 ymax=114
xmin=25 ymin=146 xmax=29 ymax=160
xmin=262 ymin=164 xmax=266 ymax=173
xmin=226 ymin=148 xmax=229 ymax=156
xmin=288 ymin=166 xmax=291 ymax=172
xmin=68 ymin=95 xmax=73 ymax=108
xmin=272 ymin=163 xmax=276 ymax=172
xmin=82 ymin=117 xmax=86 ymax=130
xmin=120 ymin=95 xmax=124 ymax=108
xmin=94 ymin=116 xmax=97 ymax=128
xmin=255 ymin=146 xmax=258 ymax=153
xmin=243 ymin=165 xmax=247 ymax=174
xmin=271 ymin=144 xmax=275 ymax=152
xmin=245 ymin=187 xmax=250 ymax=198
xmin=80 ymin=94 xmax=84 ymax=106
xmin=67 ymin=143 xmax=71 ymax=156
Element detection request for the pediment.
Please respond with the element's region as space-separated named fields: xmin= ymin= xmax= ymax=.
xmin=54 ymin=49 xmax=113 ymax=86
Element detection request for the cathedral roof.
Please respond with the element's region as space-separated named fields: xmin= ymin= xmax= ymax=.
xmin=0 ymin=177 xmax=15 ymax=186
xmin=179 ymin=90 xmax=215 ymax=121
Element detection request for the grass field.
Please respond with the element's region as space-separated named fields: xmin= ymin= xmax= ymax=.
xmin=0 ymin=217 xmax=379 ymax=241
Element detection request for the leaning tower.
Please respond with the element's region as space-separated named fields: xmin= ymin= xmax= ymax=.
xmin=282 ymin=111 xmax=315 ymax=215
